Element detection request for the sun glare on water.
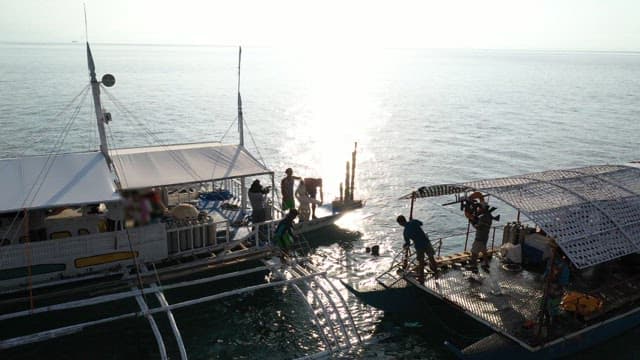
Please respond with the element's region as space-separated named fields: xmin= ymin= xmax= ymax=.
xmin=281 ymin=48 xmax=386 ymax=204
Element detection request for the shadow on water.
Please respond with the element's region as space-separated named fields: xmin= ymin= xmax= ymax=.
xmin=356 ymin=292 xmax=490 ymax=360
xmin=300 ymin=224 xmax=362 ymax=250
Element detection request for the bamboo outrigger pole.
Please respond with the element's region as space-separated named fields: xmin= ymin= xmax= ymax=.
xmin=345 ymin=161 xmax=350 ymax=202
xmin=350 ymin=142 xmax=357 ymax=201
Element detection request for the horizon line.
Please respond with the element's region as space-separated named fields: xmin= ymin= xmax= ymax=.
xmin=0 ymin=40 xmax=639 ymax=54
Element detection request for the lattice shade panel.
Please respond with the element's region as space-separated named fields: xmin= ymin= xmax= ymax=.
xmin=408 ymin=165 xmax=640 ymax=269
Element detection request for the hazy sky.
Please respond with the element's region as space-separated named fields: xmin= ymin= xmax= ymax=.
xmin=1 ymin=0 xmax=639 ymax=51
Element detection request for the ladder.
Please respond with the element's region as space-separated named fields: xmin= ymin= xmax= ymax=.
xmin=265 ymin=253 xmax=363 ymax=358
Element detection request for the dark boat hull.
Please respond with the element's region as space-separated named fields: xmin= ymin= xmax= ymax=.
xmin=342 ymin=281 xmax=436 ymax=314
xmin=447 ymin=305 xmax=640 ymax=359
xmin=343 ymin=276 xmax=640 ymax=359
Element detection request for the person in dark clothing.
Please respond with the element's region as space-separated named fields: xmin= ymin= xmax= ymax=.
xmin=396 ymin=215 xmax=438 ymax=282
xmin=248 ymin=179 xmax=270 ymax=223
xmin=468 ymin=204 xmax=493 ymax=272
xmin=274 ymin=209 xmax=299 ymax=256
xmin=304 ymin=178 xmax=323 ymax=219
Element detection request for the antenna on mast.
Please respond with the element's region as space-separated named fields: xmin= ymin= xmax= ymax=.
xmin=83 ymin=3 xmax=89 ymax=42
xmin=84 ymin=5 xmax=113 ymax=165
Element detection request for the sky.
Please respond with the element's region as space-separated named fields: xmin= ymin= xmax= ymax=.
xmin=1 ymin=0 xmax=639 ymax=51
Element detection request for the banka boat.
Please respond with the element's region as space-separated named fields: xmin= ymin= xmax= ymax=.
xmin=0 ymin=42 xmax=366 ymax=358
xmin=345 ymin=162 xmax=640 ymax=359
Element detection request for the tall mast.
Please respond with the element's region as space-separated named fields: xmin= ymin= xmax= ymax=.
xmin=84 ymin=7 xmax=111 ymax=164
xmin=86 ymin=43 xmax=110 ymax=162
xmin=237 ymin=46 xmax=244 ymax=147
xmin=237 ymin=46 xmax=247 ymax=212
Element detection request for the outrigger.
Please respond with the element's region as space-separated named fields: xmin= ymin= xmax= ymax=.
xmin=0 ymin=39 xmax=366 ymax=357
xmin=345 ymin=163 xmax=640 ymax=359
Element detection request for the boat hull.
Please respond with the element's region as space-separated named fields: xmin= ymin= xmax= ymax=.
xmin=345 ymin=270 xmax=640 ymax=359
xmin=342 ymin=281 xmax=436 ymax=314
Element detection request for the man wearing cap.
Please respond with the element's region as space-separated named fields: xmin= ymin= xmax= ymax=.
xmin=280 ymin=168 xmax=300 ymax=212
xmin=396 ymin=215 xmax=438 ymax=283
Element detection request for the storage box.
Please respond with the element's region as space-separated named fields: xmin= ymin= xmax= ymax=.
xmin=522 ymin=233 xmax=552 ymax=265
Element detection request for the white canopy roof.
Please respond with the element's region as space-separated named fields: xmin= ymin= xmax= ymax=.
xmin=110 ymin=142 xmax=272 ymax=190
xmin=0 ymin=152 xmax=120 ymax=213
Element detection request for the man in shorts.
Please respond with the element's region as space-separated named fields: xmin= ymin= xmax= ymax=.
xmin=280 ymin=168 xmax=300 ymax=211
xmin=396 ymin=215 xmax=438 ymax=283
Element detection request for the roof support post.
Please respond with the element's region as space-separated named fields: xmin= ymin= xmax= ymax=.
xmin=240 ymin=177 xmax=247 ymax=213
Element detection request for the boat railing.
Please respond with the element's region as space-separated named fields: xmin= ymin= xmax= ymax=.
xmin=244 ymin=218 xmax=280 ymax=249
xmin=271 ymin=203 xmax=284 ymax=220
xmin=376 ymin=223 xmax=516 ymax=285
xmin=432 ymin=222 xmax=516 ymax=256
xmin=165 ymin=218 xmax=230 ymax=257
xmin=166 ymin=183 xmax=208 ymax=206
xmin=218 ymin=178 xmax=244 ymax=201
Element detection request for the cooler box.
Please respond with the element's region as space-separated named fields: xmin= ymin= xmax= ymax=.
xmin=522 ymin=233 xmax=552 ymax=265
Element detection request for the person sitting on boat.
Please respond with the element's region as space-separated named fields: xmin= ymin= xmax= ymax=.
xmin=281 ymin=168 xmax=301 ymax=212
xmin=396 ymin=215 xmax=438 ymax=283
xmin=540 ymin=248 xmax=570 ymax=332
xmin=468 ymin=204 xmax=493 ymax=272
xmin=274 ymin=209 xmax=298 ymax=257
xmin=148 ymin=188 xmax=168 ymax=223
xmin=304 ymin=178 xmax=323 ymax=219
xmin=248 ymin=179 xmax=271 ymax=223
xmin=295 ymin=180 xmax=321 ymax=222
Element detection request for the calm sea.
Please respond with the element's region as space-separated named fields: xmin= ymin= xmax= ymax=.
xmin=1 ymin=43 xmax=640 ymax=359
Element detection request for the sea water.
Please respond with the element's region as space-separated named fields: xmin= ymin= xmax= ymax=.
xmin=1 ymin=43 xmax=640 ymax=359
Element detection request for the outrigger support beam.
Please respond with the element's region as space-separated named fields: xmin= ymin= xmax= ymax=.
xmin=134 ymin=289 xmax=169 ymax=360
xmin=153 ymin=285 xmax=188 ymax=359
xmin=0 ymin=273 xmax=325 ymax=350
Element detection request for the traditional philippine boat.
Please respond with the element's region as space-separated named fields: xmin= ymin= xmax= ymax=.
xmin=0 ymin=42 xmax=365 ymax=357
xmin=344 ymin=163 xmax=640 ymax=359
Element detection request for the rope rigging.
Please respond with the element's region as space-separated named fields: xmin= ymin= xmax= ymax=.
xmin=1 ymin=85 xmax=91 ymax=252
xmin=101 ymin=87 xmax=204 ymax=185
xmin=0 ymin=85 xmax=90 ymax=310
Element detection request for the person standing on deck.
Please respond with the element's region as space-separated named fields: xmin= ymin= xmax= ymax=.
xmin=248 ymin=179 xmax=270 ymax=223
xmin=396 ymin=215 xmax=438 ymax=283
xmin=280 ymin=168 xmax=301 ymax=212
xmin=468 ymin=204 xmax=493 ymax=272
xmin=296 ymin=180 xmax=321 ymax=222
xmin=304 ymin=178 xmax=323 ymax=219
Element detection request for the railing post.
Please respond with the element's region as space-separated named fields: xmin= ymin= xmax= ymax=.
xmin=464 ymin=221 xmax=471 ymax=252
xmin=491 ymin=226 xmax=496 ymax=250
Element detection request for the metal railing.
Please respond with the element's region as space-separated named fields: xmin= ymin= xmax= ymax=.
xmin=376 ymin=222 xmax=516 ymax=287
xmin=217 ymin=178 xmax=243 ymax=201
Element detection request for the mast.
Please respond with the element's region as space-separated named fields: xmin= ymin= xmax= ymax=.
xmin=237 ymin=46 xmax=244 ymax=147
xmin=237 ymin=46 xmax=247 ymax=211
xmin=86 ymin=44 xmax=109 ymax=161
xmin=84 ymin=8 xmax=111 ymax=164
